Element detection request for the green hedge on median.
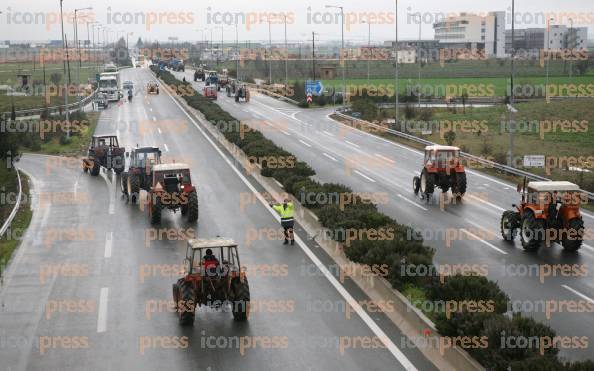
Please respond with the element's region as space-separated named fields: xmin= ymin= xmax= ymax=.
xmin=152 ymin=66 xmax=592 ymax=371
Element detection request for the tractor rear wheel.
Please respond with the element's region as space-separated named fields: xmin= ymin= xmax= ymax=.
xmin=231 ymin=280 xmax=250 ymax=321
xmin=562 ymin=218 xmax=584 ymax=252
xmin=90 ymin=160 xmax=100 ymax=176
xmin=178 ymin=282 xmax=196 ymax=326
xmin=420 ymin=169 xmax=435 ymax=196
xmin=128 ymin=175 xmax=140 ymax=204
xmin=520 ymin=211 xmax=543 ymax=250
xmin=413 ymin=176 xmax=420 ymax=195
xmin=500 ymin=210 xmax=520 ymax=241
xmin=150 ymin=196 xmax=162 ymax=225
xmin=187 ymin=191 xmax=199 ymax=222
xmin=121 ymin=172 xmax=129 ymax=196
xmin=453 ymin=171 xmax=467 ymax=198
xmin=113 ymin=156 xmax=124 ymax=174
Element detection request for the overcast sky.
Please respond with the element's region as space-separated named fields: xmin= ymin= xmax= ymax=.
xmin=1 ymin=0 xmax=593 ymax=44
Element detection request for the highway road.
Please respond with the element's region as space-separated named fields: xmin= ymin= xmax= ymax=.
xmin=0 ymin=67 xmax=437 ymax=370
xmin=174 ymin=68 xmax=594 ymax=361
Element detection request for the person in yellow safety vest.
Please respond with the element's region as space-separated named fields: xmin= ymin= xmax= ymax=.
xmin=271 ymin=199 xmax=295 ymax=245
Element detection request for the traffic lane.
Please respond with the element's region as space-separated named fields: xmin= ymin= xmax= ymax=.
xmin=0 ymin=154 xmax=115 ymax=370
xmin=176 ymin=72 xmax=594 ymax=359
xmin=83 ymin=67 xmax=430 ymax=370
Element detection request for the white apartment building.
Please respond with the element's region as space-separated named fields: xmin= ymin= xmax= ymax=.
xmin=433 ymin=11 xmax=506 ymax=58
xmin=544 ymin=25 xmax=588 ymax=50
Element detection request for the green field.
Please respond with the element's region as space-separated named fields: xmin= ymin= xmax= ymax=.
xmin=0 ymin=61 xmax=101 ymax=113
xmin=321 ymin=75 xmax=594 ymax=97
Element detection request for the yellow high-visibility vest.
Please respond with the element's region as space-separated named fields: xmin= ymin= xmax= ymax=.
xmin=273 ymin=202 xmax=294 ymax=220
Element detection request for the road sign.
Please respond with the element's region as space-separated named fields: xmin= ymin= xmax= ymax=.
xmin=523 ymin=155 xmax=545 ymax=168
xmin=96 ymin=74 xmax=100 ymax=82
xmin=305 ymin=80 xmax=324 ymax=96
xmin=306 ymin=94 xmax=313 ymax=104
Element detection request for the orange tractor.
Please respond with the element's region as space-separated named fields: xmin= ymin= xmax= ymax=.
xmin=413 ymin=145 xmax=467 ymax=199
xmin=82 ymin=134 xmax=126 ymax=176
xmin=172 ymin=238 xmax=250 ymax=325
xmin=146 ymin=163 xmax=199 ymax=224
xmin=500 ymin=180 xmax=585 ymax=252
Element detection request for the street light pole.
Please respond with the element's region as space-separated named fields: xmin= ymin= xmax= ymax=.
xmin=362 ymin=21 xmax=371 ymax=85
xmin=509 ymin=0 xmax=516 ymax=167
xmin=569 ymin=18 xmax=573 ymax=80
xmin=394 ymin=0 xmax=399 ymax=125
xmin=268 ymin=20 xmax=272 ymax=84
xmin=59 ymin=0 xmax=70 ymax=138
xmin=545 ymin=17 xmax=553 ymax=103
xmin=74 ymin=7 xmax=92 ymax=112
xmin=284 ymin=14 xmax=289 ymax=95
xmin=417 ymin=14 xmax=422 ymax=109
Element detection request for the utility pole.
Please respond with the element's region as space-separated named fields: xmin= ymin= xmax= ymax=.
xmin=417 ymin=14 xmax=422 ymax=109
xmin=545 ymin=17 xmax=553 ymax=103
xmin=326 ymin=5 xmax=345 ymax=106
xmin=59 ymin=0 xmax=70 ymax=138
xmin=569 ymin=18 xmax=573 ymax=80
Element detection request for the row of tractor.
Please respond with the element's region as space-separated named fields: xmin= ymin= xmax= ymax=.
xmin=81 ymin=135 xmax=198 ymax=225
xmin=413 ymin=145 xmax=585 ymax=252
xmin=82 ymin=135 xmax=247 ymax=324
xmin=192 ymin=67 xmax=250 ymax=102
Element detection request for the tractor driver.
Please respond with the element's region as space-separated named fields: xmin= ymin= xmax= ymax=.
xmin=548 ymin=191 xmax=563 ymax=224
xmin=203 ymin=249 xmax=219 ymax=277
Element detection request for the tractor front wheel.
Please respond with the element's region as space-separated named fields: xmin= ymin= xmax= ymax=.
xmin=500 ymin=210 xmax=520 ymax=242
xmin=231 ymin=280 xmax=250 ymax=321
xmin=562 ymin=218 xmax=584 ymax=252
xmin=150 ymin=196 xmax=162 ymax=225
xmin=187 ymin=191 xmax=199 ymax=222
xmin=520 ymin=211 xmax=543 ymax=251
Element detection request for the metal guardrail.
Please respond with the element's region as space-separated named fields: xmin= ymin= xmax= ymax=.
xmin=333 ymin=110 xmax=594 ymax=201
xmin=0 ymin=167 xmax=22 ymax=239
xmin=2 ymin=89 xmax=98 ymax=119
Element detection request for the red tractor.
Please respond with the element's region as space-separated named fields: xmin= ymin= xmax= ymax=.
xmin=500 ymin=180 xmax=585 ymax=252
xmin=172 ymin=238 xmax=250 ymax=325
xmin=413 ymin=145 xmax=467 ymax=199
xmin=147 ymin=163 xmax=199 ymax=224
xmin=120 ymin=147 xmax=162 ymax=203
xmin=82 ymin=134 xmax=126 ymax=176
xmin=203 ymin=86 xmax=218 ymax=100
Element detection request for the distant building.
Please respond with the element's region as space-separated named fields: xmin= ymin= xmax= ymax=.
xmin=433 ymin=11 xmax=506 ymax=58
xmin=505 ymin=26 xmax=588 ymax=54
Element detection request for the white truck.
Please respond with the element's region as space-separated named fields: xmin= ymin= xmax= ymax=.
xmin=99 ymin=71 xmax=121 ymax=102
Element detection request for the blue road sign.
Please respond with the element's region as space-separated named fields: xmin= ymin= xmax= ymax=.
xmin=305 ymin=80 xmax=324 ymax=96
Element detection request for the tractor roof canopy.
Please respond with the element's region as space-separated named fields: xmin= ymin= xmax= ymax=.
xmin=153 ymin=163 xmax=190 ymax=172
xmin=187 ymin=238 xmax=237 ymax=250
xmin=527 ymin=181 xmax=580 ymax=192
xmin=134 ymin=147 xmax=161 ymax=154
xmin=425 ymin=145 xmax=460 ymax=152
xmin=93 ymin=134 xmax=118 ymax=139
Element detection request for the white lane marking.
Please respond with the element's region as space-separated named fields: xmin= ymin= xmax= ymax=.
xmin=460 ymin=228 xmax=508 ymax=255
xmin=157 ymin=127 xmax=162 ymax=134
xmin=281 ymin=130 xmax=291 ymax=136
xmin=323 ymin=153 xmax=338 ymax=162
xmin=104 ymin=232 xmax=113 ymax=258
xmin=582 ymin=243 xmax=594 ymax=252
xmin=162 ymin=85 xmax=417 ymax=370
xmin=152 ymin=117 xmax=157 ymax=121
xmin=467 ymin=194 xmax=507 ymax=212
xmin=397 ymin=194 xmax=428 ymax=211
xmin=299 ymin=139 xmax=312 ymax=148
xmin=164 ymin=143 xmax=169 ymax=152
xmin=582 ymin=213 xmax=594 ymax=220
xmin=323 ymin=130 xmax=335 ymax=137
xmin=345 ymin=140 xmax=360 ymax=148
xmin=354 ymin=170 xmax=376 ymax=183
xmin=263 ymin=121 xmax=274 ymax=127
xmin=97 ymin=288 xmax=109 ymax=333
xmin=149 ymin=108 xmax=153 ymax=112
xmin=375 ymin=153 xmax=396 ymax=164
xmin=562 ymin=285 xmax=594 ymax=304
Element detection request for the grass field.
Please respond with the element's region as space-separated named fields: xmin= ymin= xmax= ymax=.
xmin=321 ymin=75 xmax=594 ymax=97
xmin=0 ymin=61 xmax=101 ymax=113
